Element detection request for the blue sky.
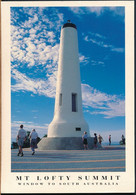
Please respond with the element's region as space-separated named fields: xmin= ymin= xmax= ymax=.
xmin=11 ymin=6 xmax=125 ymax=143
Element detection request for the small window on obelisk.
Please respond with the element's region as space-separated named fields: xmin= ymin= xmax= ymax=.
xmin=72 ymin=93 xmax=77 ymax=112
xmin=59 ymin=93 xmax=62 ymax=106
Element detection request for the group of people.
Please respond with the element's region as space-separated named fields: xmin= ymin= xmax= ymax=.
xmin=16 ymin=124 xmax=125 ymax=155
xmin=16 ymin=124 xmax=38 ymax=157
xmin=82 ymin=132 xmax=104 ymax=150
xmin=82 ymin=132 xmax=113 ymax=149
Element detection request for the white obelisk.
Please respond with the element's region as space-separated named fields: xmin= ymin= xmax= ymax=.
xmin=38 ymin=21 xmax=93 ymax=150
xmin=48 ymin=20 xmax=89 ymax=137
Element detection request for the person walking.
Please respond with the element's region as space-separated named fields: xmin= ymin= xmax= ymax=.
xmin=98 ymin=134 xmax=103 ymax=145
xmin=16 ymin=124 xmax=26 ymax=157
xmin=109 ymin=135 xmax=111 ymax=145
xmin=94 ymin=133 xmax=98 ymax=148
xmin=29 ymin=129 xmax=38 ymax=155
xmin=82 ymin=131 xmax=88 ymax=150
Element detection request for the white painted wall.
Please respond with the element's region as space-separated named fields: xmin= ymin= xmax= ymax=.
xmin=48 ymin=25 xmax=89 ymax=137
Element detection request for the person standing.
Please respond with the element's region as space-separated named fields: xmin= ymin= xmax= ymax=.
xmin=121 ymin=134 xmax=125 ymax=144
xmin=29 ymin=129 xmax=38 ymax=155
xmin=94 ymin=133 xmax=98 ymax=148
xmin=109 ymin=135 xmax=111 ymax=145
xmin=82 ymin=131 xmax=88 ymax=150
xmin=16 ymin=124 xmax=26 ymax=157
xmin=98 ymin=134 xmax=103 ymax=145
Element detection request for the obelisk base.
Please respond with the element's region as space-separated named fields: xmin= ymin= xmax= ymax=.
xmin=38 ymin=137 xmax=102 ymax=150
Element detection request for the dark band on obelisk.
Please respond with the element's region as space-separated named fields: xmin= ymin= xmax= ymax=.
xmin=62 ymin=20 xmax=77 ymax=29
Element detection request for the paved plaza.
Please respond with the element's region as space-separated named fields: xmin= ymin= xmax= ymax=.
xmin=11 ymin=146 xmax=125 ymax=172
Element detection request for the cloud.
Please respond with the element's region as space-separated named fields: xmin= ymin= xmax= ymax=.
xmin=101 ymin=100 xmax=125 ymax=118
xmin=83 ymin=32 xmax=124 ymax=53
xmin=87 ymin=7 xmax=105 ymax=16
xmin=11 ymin=24 xmax=60 ymax=68
xmin=109 ymin=7 xmax=125 ymax=17
xmin=69 ymin=7 xmax=104 ymax=17
xmin=88 ymin=7 xmax=124 ymax=17
xmin=11 ymin=69 xmax=56 ymax=98
xmin=91 ymin=60 xmax=105 ymax=66
xmin=111 ymin=47 xmax=125 ymax=53
xmin=69 ymin=6 xmax=124 ymax=18
xmin=79 ymin=54 xmax=90 ymax=65
xmin=68 ymin=7 xmax=86 ymax=16
xmin=79 ymin=53 xmax=105 ymax=67
xmin=86 ymin=37 xmax=112 ymax=49
xmin=11 ymin=69 xmax=125 ymax=118
xmin=11 ymin=7 xmax=64 ymax=72
xmin=11 ymin=7 xmax=63 ymax=98
xmin=88 ymin=32 xmax=106 ymax=40
xmin=82 ymin=84 xmax=125 ymax=118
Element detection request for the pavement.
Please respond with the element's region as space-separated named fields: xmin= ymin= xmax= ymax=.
xmin=11 ymin=146 xmax=125 ymax=172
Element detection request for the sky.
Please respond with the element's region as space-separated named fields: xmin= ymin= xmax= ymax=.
xmin=11 ymin=6 xmax=125 ymax=144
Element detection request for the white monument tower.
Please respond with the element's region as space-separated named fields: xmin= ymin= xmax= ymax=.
xmin=38 ymin=21 xmax=93 ymax=150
